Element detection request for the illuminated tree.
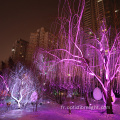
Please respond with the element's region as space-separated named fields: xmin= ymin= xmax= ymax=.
xmin=34 ymin=49 xmax=56 ymax=76
xmin=42 ymin=0 xmax=120 ymax=114
xmin=0 ymin=72 xmax=10 ymax=103
xmin=8 ymin=63 xmax=35 ymax=108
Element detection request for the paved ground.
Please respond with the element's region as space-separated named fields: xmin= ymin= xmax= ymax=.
xmin=0 ymin=98 xmax=120 ymax=120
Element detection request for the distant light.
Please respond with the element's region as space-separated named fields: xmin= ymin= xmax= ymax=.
xmin=6 ymin=87 xmax=9 ymax=91
xmin=102 ymin=29 xmax=107 ymax=32
xmin=100 ymin=48 xmax=103 ymax=51
xmin=97 ymin=0 xmax=102 ymax=2
xmin=89 ymin=32 xmax=92 ymax=35
xmin=43 ymin=83 xmax=46 ymax=85
xmin=115 ymin=10 xmax=119 ymax=13
xmin=105 ymin=49 xmax=108 ymax=53
xmin=68 ymin=74 xmax=71 ymax=76
xmin=47 ymin=101 xmax=50 ymax=103
xmin=22 ymin=55 xmax=24 ymax=57
xmin=12 ymin=49 xmax=15 ymax=52
xmin=89 ymin=73 xmax=94 ymax=76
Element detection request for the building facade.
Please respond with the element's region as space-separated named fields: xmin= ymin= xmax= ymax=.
xmin=26 ymin=27 xmax=57 ymax=64
xmin=83 ymin=0 xmax=120 ymax=36
xmin=11 ymin=38 xmax=28 ymax=62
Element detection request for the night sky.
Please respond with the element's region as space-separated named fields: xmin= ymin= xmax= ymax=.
xmin=0 ymin=0 xmax=59 ymax=61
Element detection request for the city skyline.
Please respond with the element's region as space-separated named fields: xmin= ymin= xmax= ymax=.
xmin=0 ymin=0 xmax=59 ymax=61
xmin=0 ymin=0 xmax=120 ymax=62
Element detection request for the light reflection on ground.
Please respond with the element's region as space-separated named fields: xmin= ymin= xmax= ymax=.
xmin=0 ymin=98 xmax=120 ymax=120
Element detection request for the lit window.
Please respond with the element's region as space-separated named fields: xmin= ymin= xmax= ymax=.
xmin=105 ymin=49 xmax=108 ymax=53
xmin=98 ymin=0 xmax=102 ymax=2
xmin=89 ymin=32 xmax=92 ymax=35
xmin=12 ymin=49 xmax=15 ymax=52
xmin=115 ymin=10 xmax=119 ymax=13
xmin=102 ymin=29 xmax=107 ymax=32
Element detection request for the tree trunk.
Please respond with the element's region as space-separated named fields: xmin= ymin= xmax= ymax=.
xmin=106 ymin=83 xmax=113 ymax=114
xmin=84 ymin=92 xmax=89 ymax=106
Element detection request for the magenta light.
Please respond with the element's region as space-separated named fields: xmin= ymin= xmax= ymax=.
xmin=0 ymin=75 xmax=9 ymax=91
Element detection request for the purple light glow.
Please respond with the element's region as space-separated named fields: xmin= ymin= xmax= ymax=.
xmin=36 ymin=0 xmax=120 ymax=105
xmin=31 ymin=91 xmax=38 ymax=103
xmin=93 ymin=87 xmax=102 ymax=100
xmin=0 ymin=75 xmax=9 ymax=91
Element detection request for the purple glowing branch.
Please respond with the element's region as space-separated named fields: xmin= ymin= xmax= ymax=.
xmin=82 ymin=61 xmax=107 ymax=91
xmin=62 ymin=53 xmax=106 ymax=91
xmin=0 ymin=75 xmax=9 ymax=91
xmin=48 ymin=57 xmax=106 ymax=91
xmin=55 ymin=58 xmax=82 ymax=65
xmin=91 ymin=72 xmax=107 ymax=91
xmin=42 ymin=45 xmax=107 ymax=91
xmin=110 ymin=63 xmax=118 ymax=80
xmin=49 ymin=47 xmax=104 ymax=68
xmin=49 ymin=49 xmax=83 ymax=60
xmin=36 ymin=49 xmax=61 ymax=61
xmin=73 ymin=0 xmax=85 ymax=57
xmin=111 ymin=65 xmax=120 ymax=81
xmin=72 ymin=41 xmax=83 ymax=57
xmin=110 ymin=33 xmax=120 ymax=53
xmin=74 ymin=0 xmax=85 ymax=44
xmin=58 ymin=0 xmax=85 ymax=57
xmin=105 ymin=34 xmax=120 ymax=81
xmin=67 ymin=0 xmax=72 ymax=52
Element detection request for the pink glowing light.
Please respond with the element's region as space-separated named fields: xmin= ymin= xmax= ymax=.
xmin=0 ymin=75 xmax=9 ymax=91
xmin=93 ymin=87 xmax=102 ymax=100
xmin=31 ymin=91 xmax=38 ymax=102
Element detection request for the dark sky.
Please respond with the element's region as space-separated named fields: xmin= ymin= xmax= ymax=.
xmin=0 ymin=0 xmax=59 ymax=61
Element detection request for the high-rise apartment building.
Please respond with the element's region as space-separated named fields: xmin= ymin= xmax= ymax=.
xmin=83 ymin=0 xmax=120 ymax=36
xmin=103 ymin=0 xmax=120 ymax=30
xmin=26 ymin=27 xmax=57 ymax=64
xmin=11 ymin=38 xmax=28 ymax=62
xmin=83 ymin=0 xmax=105 ymax=37
xmin=26 ymin=29 xmax=40 ymax=64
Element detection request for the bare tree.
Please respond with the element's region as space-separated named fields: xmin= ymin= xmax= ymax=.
xmin=8 ymin=63 xmax=35 ymax=108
